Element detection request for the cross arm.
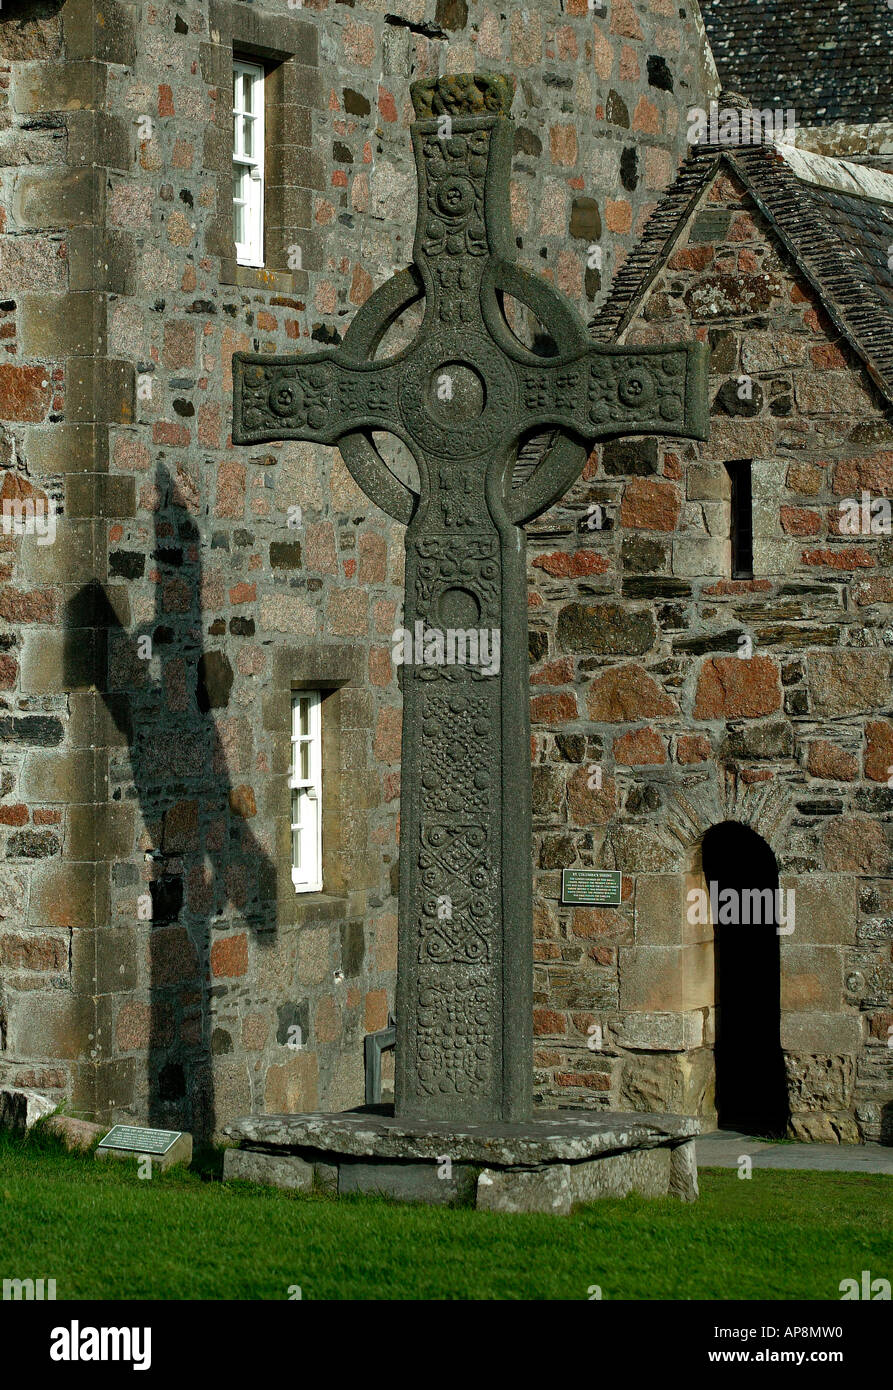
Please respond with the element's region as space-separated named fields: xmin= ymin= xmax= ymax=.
xmin=232 ymin=269 xmax=429 ymax=524
xmin=513 ymin=340 xmax=709 ymax=445
xmin=232 ymin=345 xmax=419 ymax=524
xmin=500 ymin=339 xmax=708 ymax=526
xmin=232 ymin=350 xmax=405 ymax=448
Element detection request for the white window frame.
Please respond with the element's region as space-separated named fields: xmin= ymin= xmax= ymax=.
xmin=290 ymin=691 xmax=322 ymax=893
xmin=233 ymin=58 xmax=265 ymax=268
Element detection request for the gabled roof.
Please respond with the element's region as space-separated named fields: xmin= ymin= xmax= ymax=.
xmin=700 ymin=0 xmax=893 ymax=126
xmin=589 ymin=142 xmax=893 ymax=407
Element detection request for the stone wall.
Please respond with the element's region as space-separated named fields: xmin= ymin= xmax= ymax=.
xmin=529 ymin=164 xmax=893 ymax=1142
xmin=0 ymin=0 xmax=97 ymax=1111
xmin=0 ymin=0 xmax=717 ymax=1133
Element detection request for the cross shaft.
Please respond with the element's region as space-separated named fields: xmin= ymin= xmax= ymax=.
xmin=233 ymin=72 xmax=708 ymax=1123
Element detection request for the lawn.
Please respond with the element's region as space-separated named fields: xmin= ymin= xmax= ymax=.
xmin=1 ymin=1127 xmax=889 ymax=1300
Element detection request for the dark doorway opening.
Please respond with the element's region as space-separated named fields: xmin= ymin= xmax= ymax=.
xmin=701 ymin=821 xmax=789 ymax=1137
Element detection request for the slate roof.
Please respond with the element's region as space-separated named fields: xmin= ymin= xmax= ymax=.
xmin=700 ymin=0 xmax=893 ymax=126
xmin=589 ymin=143 xmax=893 ymax=408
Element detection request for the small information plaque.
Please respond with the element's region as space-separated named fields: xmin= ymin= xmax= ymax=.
xmin=96 ymin=1125 xmax=192 ymax=1170
xmin=561 ymin=868 xmax=622 ymax=907
xmin=99 ymin=1125 xmax=181 ymax=1155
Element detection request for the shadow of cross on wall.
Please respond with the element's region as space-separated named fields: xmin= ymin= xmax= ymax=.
xmin=65 ymin=461 xmax=277 ymax=1139
xmin=232 ymin=71 xmax=709 ymax=1126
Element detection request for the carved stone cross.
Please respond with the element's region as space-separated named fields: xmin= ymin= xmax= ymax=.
xmin=233 ymin=73 xmax=708 ymax=1126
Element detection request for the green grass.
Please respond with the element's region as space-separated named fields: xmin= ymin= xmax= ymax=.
xmin=1 ymin=1128 xmax=889 ymax=1300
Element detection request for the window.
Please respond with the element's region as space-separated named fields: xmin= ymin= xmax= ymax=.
xmin=725 ymin=460 xmax=753 ymax=578
xmin=290 ymin=691 xmax=322 ymax=892
xmin=233 ymin=58 xmax=265 ymax=267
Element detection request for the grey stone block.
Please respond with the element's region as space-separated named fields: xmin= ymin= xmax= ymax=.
xmin=477 ymin=1165 xmax=574 ymax=1214
xmin=313 ymin=1161 xmax=338 ymax=1192
xmin=223 ymin=1147 xmax=313 ymax=1191
xmin=476 ymin=1147 xmax=681 ymax=1213
xmin=571 ymin=1147 xmax=672 ymax=1202
xmin=669 ymin=1140 xmax=700 ymax=1202
xmin=338 ymin=1160 xmax=476 ymax=1205
xmin=45 ymin=1115 xmax=105 ymax=1151
xmin=0 ymin=1087 xmax=56 ymax=1133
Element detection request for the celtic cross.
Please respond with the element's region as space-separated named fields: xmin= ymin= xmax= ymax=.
xmin=233 ymin=73 xmax=708 ymax=1125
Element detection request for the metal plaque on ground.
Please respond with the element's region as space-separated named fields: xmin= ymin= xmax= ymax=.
xmin=96 ymin=1125 xmax=192 ymax=1170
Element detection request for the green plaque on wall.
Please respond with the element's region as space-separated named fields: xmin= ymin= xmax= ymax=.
xmin=561 ymin=869 xmax=622 ymax=907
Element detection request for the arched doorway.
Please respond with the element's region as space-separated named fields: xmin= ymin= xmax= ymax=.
xmin=701 ymin=821 xmax=789 ymax=1137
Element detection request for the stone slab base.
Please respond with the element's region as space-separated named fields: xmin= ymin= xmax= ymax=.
xmin=223 ymin=1108 xmax=699 ymax=1214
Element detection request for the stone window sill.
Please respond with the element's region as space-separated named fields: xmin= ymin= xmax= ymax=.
xmin=220 ymin=260 xmax=297 ymax=294
xmin=290 ymin=891 xmax=350 ymax=923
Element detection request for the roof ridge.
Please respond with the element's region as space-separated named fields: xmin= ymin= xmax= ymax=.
xmin=772 ymin=142 xmax=893 ymax=207
xmin=727 ymin=146 xmax=893 ymax=403
xmin=587 ymin=149 xmax=722 ymax=343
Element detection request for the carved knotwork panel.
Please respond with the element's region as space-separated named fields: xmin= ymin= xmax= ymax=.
xmin=418 ymin=823 xmax=494 ymax=966
xmin=413 ymin=535 xmax=500 ymax=639
xmin=420 ymin=691 xmax=494 ymax=815
xmin=415 ymin=972 xmax=495 ymax=1099
xmin=415 ymin=687 xmax=498 ymax=984
xmin=237 ymin=362 xmax=334 ymax=437
xmin=419 ymin=127 xmax=489 ymax=285
xmin=586 ymin=351 xmax=688 ymax=429
xmin=234 ymin=358 xmax=404 ymax=443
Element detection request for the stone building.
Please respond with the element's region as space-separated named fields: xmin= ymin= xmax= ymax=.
xmin=529 ymin=139 xmax=893 ymax=1143
xmin=701 ymin=0 xmax=893 ymax=170
xmin=0 ymin=0 xmax=889 ymax=1144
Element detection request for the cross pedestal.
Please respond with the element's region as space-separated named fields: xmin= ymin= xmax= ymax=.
xmin=227 ymin=73 xmax=706 ymax=1205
